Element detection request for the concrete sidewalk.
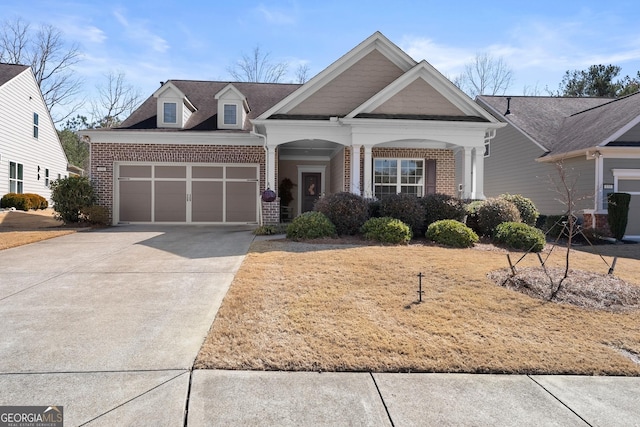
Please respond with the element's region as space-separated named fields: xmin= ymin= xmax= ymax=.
xmin=1 ymin=226 xmax=638 ymax=426
xmin=187 ymin=371 xmax=640 ymax=426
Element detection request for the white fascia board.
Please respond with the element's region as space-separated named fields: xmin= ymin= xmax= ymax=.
xmin=256 ymin=120 xmax=352 ymax=146
xmin=537 ymin=146 xmax=640 ymax=163
xmin=153 ymin=81 xmax=186 ymax=99
xmin=80 ymin=130 xmax=262 ymax=146
xmin=257 ymin=32 xmax=416 ymax=119
xmin=599 ymin=114 xmax=640 ymax=146
xmin=476 ymin=97 xmax=550 ymax=153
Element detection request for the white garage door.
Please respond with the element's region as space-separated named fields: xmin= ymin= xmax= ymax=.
xmin=115 ymin=163 xmax=259 ymax=224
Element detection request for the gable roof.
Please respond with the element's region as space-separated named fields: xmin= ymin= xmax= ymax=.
xmin=119 ymin=80 xmax=300 ymax=131
xmin=0 ymin=63 xmax=29 ymax=87
xmin=477 ymin=95 xmax=614 ymax=153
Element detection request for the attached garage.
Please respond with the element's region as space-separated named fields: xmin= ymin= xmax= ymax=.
xmin=115 ymin=163 xmax=259 ymax=224
xmin=616 ymin=172 xmax=640 ymax=236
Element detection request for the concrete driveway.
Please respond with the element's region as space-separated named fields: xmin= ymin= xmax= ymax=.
xmin=0 ymin=225 xmax=255 ymax=426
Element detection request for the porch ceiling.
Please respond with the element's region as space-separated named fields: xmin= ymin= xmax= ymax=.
xmin=278 ymin=139 xmax=341 ymax=158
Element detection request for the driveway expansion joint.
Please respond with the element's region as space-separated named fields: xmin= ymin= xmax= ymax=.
xmin=370 ymin=372 xmax=395 ymax=427
xmin=527 ymin=375 xmax=593 ymax=426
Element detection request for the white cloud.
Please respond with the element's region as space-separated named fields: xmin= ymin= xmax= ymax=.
xmin=113 ymin=8 xmax=169 ymax=53
xmin=256 ymin=3 xmax=297 ymax=25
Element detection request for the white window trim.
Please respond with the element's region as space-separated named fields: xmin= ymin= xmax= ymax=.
xmin=373 ymin=158 xmax=425 ymax=197
xmin=9 ymin=161 xmax=24 ymax=193
xmin=33 ymin=112 xmax=39 ymax=139
xmin=162 ymin=102 xmax=177 ymax=124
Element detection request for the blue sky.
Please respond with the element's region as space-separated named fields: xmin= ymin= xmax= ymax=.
xmin=4 ymin=0 xmax=640 ymax=120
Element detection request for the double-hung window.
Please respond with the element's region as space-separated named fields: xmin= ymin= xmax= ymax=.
xmin=9 ymin=162 xmax=24 ymax=193
xmin=45 ymin=168 xmax=50 ymax=187
xmin=33 ymin=112 xmax=39 ymax=138
xmin=223 ymin=104 xmax=237 ymax=125
xmin=374 ymin=159 xmax=424 ymax=198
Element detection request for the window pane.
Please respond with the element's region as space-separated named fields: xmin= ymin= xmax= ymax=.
xmin=224 ymin=104 xmax=237 ymax=125
xmin=17 ymin=164 xmax=23 ymax=180
xmin=9 ymin=162 xmax=16 ymax=179
xmin=33 ymin=112 xmax=39 ymax=125
xmin=164 ymin=103 xmax=177 ymax=123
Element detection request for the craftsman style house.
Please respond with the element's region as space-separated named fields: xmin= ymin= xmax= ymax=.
xmin=477 ymin=93 xmax=640 ymax=239
xmin=0 ymin=63 xmax=69 ymax=204
xmin=82 ymin=32 xmax=504 ymax=225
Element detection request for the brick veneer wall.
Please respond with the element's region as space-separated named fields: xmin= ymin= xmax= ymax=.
xmin=342 ymin=147 xmax=455 ymax=195
xmin=90 ymin=142 xmax=265 ymax=221
xmin=582 ymin=212 xmax=612 ymax=236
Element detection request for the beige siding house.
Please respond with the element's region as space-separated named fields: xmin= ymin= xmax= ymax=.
xmin=0 ymin=63 xmax=69 ymax=204
xmin=477 ymin=94 xmax=640 ymax=239
xmin=82 ymin=32 xmax=504 ymax=225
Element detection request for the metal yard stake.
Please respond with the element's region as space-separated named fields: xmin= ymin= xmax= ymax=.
xmin=417 ymin=272 xmax=424 ymax=303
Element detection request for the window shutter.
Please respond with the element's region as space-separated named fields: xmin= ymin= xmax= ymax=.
xmin=425 ymin=159 xmax=436 ymax=194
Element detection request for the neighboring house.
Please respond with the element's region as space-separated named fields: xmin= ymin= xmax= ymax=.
xmin=81 ymin=32 xmax=503 ymax=225
xmin=0 ymin=63 xmax=69 ymax=204
xmin=477 ymin=93 xmax=640 ymax=239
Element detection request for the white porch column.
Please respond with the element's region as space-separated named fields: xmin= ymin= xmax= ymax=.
xmin=472 ymin=147 xmax=485 ymax=199
xmin=351 ymin=144 xmax=362 ymax=195
xmin=363 ymin=145 xmax=373 ymax=198
xmin=462 ymin=147 xmax=473 ymax=199
xmin=266 ymin=145 xmax=276 ymax=191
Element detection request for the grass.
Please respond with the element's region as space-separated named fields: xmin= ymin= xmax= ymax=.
xmin=0 ymin=209 xmax=75 ymax=250
xmin=196 ymin=238 xmax=640 ymax=375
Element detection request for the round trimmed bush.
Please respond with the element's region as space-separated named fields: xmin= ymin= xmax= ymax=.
xmin=286 ymin=211 xmax=336 ymax=240
xmin=26 ymin=193 xmax=48 ymax=210
xmin=379 ymin=193 xmax=425 ymax=235
xmin=426 ymin=219 xmax=479 ymax=248
xmin=420 ymin=193 xmax=466 ymax=226
xmin=361 ymin=216 xmax=412 ymax=244
xmin=313 ymin=192 xmax=369 ymax=236
xmin=494 ymin=222 xmax=546 ymax=252
xmin=366 ymin=198 xmax=381 ymax=219
xmin=499 ymin=194 xmax=539 ymax=226
xmin=476 ymin=198 xmax=521 ymax=236
xmin=1 ymin=193 xmax=30 ymax=210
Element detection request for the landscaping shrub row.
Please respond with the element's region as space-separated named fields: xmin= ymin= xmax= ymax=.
xmin=281 ymin=191 xmax=546 ymax=251
xmin=1 ymin=193 xmax=48 ymax=210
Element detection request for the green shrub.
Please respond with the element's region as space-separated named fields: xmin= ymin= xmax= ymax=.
xmin=494 ymin=222 xmax=546 ymax=252
xmin=286 ymin=211 xmax=336 ymax=240
xmin=607 ymin=192 xmax=631 ymax=241
xmin=379 ymin=193 xmax=425 ymax=236
xmin=1 ymin=193 xmax=30 ymax=210
xmin=314 ymin=192 xmax=369 ymax=235
xmin=366 ymin=198 xmax=381 ymax=219
xmin=464 ymin=200 xmax=485 ymax=234
xmin=542 ymin=215 xmax=568 ymax=238
xmin=420 ymin=193 xmax=466 ymax=226
xmin=476 ymin=197 xmax=521 ymax=236
xmin=499 ymin=194 xmax=539 ymax=226
xmin=361 ymin=216 xmax=412 ymax=244
xmin=50 ymin=176 xmax=96 ymax=223
xmin=426 ymin=219 xmax=478 ymax=248
xmin=80 ymin=205 xmax=110 ymax=225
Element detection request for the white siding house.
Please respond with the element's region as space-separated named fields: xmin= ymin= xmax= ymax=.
xmin=0 ymin=63 xmax=69 ymax=204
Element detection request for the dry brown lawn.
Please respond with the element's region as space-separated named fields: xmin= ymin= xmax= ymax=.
xmin=196 ymin=238 xmax=640 ymax=375
xmin=0 ymin=209 xmax=75 ymax=250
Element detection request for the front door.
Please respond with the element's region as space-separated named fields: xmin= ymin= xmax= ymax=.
xmin=301 ymin=172 xmax=321 ymax=213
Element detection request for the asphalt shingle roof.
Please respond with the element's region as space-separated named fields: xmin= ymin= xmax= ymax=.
xmin=119 ymin=80 xmax=302 ymax=131
xmin=477 ymin=93 xmax=640 ymax=156
xmin=0 ymin=63 xmax=28 ymax=87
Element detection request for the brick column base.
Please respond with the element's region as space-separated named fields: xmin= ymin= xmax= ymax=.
xmin=583 ymin=212 xmax=612 ymax=237
xmin=261 ymin=198 xmax=281 ymax=225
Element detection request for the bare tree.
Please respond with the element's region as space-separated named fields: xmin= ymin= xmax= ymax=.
xmin=294 ymin=63 xmax=310 ymax=84
xmin=91 ymin=71 xmax=142 ymax=128
xmin=227 ymin=45 xmax=288 ymax=83
xmin=459 ymin=52 xmax=514 ymax=98
xmin=0 ymin=18 xmax=83 ymax=122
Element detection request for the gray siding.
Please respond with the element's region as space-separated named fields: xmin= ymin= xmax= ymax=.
xmin=603 ymin=158 xmax=640 ymax=183
xmin=483 ymin=124 xmax=597 ymax=214
xmin=617 ymin=122 xmax=640 ymax=141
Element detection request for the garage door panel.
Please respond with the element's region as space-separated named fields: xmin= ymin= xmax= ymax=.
xmin=156 ymin=166 xmax=186 ymax=179
xmin=193 ymin=166 xmax=223 ymax=179
xmin=227 ymin=166 xmax=258 ymax=180
xmin=626 ymin=195 xmax=640 ymax=235
xmin=120 ymin=166 xmax=151 ymax=178
xmin=119 ymin=181 xmax=151 ymax=222
xmin=192 ymin=181 xmax=223 ymax=222
xmin=155 ymin=181 xmax=187 ymax=222
xmin=226 ymin=182 xmax=257 ymax=222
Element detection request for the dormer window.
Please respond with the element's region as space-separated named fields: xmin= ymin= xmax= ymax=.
xmin=163 ymin=102 xmax=177 ymax=124
xmin=223 ymin=104 xmax=237 ymax=125
xmin=215 ymin=84 xmax=249 ymax=130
